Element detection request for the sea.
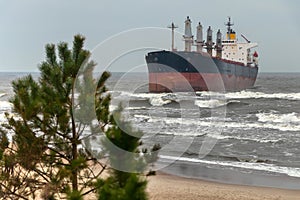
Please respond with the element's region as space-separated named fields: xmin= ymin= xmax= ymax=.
xmin=1 ymin=72 xmax=300 ymax=189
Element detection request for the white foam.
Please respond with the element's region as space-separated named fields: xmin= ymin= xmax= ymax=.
xmin=0 ymin=93 xmax=6 ymax=98
xmin=207 ymin=134 xmax=282 ymax=144
xmin=197 ymin=91 xmax=300 ymax=101
xmin=114 ymin=92 xmax=177 ymax=106
xmin=195 ymin=99 xmax=239 ymax=108
xmin=256 ymin=112 xmax=300 ymax=124
xmin=126 ymin=106 xmax=148 ymax=110
xmin=0 ymin=113 xmax=6 ymax=122
xmin=0 ymin=101 xmax=12 ymax=110
xmin=136 ymin=113 xmax=300 ymax=132
xmin=149 ymin=97 xmax=171 ymax=106
xmin=134 ymin=114 xmax=151 ymax=121
xmin=109 ymin=105 xmax=118 ymax=112
xmin=160 ymin=155 xmax=300 ymax=178
xmin=227 ymin=91 xmax=300 ymax=100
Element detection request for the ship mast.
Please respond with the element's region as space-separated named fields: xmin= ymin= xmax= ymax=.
xmin=225 ymin=17 xmax=236 ymax=40
xmin=225 ymin=17 xmax=233 ymax=33
xmin=167 ymin=22 xmax=178 ymax=51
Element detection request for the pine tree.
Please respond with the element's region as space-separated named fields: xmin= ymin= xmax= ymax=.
xmin=96 ymin=106 xmax=161 ymax=200
xmin=0 ymin=35 xmax=111 ymax=199
xmin=0 ymin=35 xmax=160 ymax=200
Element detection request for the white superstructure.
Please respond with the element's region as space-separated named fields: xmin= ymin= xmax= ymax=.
xmin=180 ymin=16 xmax=259 ymax=66
xmin=221 ymin=17 xmax=258 ymax=66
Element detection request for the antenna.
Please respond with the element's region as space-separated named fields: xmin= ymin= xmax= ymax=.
xmin=168 ymin=22 xmax=178 ymax=51
xmin=225 ymin=16 xmax=234 ymax=33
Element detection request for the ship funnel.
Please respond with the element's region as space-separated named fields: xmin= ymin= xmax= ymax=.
xmin=205 ymin=26 xmax=214 ymax=56
xmin=183 ymin=16 xmax=193 ymax=52
xmin=195 ymin=22 xmax=204 ymax=52
xmin=216 ymin=29 xmax=222 ymax=58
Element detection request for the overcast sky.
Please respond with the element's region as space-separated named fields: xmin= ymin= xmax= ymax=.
xmin=0 ymin=0 xmax=299 ymax=72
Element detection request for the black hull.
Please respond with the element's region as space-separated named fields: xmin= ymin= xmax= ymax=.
xmin=146 ymin=50 xmax=258 ymax=92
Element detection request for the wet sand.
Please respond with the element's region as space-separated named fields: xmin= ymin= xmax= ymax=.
xmin=147 ymin=172 xmax=300 ymax=200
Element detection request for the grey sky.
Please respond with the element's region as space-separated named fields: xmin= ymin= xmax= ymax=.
xmin=0 ymin=0 xmax=299 ymax=72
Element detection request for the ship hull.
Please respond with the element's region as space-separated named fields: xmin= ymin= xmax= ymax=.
xmin=146 ymin=50 xmax=258 ymax=92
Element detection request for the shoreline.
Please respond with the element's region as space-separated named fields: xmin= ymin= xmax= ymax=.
xmin=156 ymin=159 xmax=300 ymax=190
xmin=147 ymin=172 xmax=300 ymax=200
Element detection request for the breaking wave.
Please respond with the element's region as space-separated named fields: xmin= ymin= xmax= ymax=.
xmin=195 ymin=99 xmax=240 ymax=108
xmin=0 ymin=113 xmax=6 ymax=123
xmin=207 ymin=134 xmax=283 ymax=144
xmin=160 ymin=155 xmax=300 ymax=178
xmin=112 ymin=91 xmax=177 ymax=106
xmin=256 ymin=112 xmax=300 ymax=124
xmin=0 ymin=101 xmax=12 ymax=111
xmin=133 ymin=113 xmax=300 ymax=133
xmin=197 ymin=90 xmax=300 ymax=101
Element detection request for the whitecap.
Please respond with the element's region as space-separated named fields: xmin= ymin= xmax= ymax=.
xmin=0 ymin=101 xmax=12 ymax=110
xmin=197 ymin=90 xmax=300 ymax=101
xmin=0 ymin=113 xmax=6 ymax=122
xmin=136 ymin=114 xmax=300 ymax=132
xmin=159 ymin=155 xmax=300 ymax=178
xmin=149 ymin=97 xmax=171 ymax=106
xmin=226 ymin=91 xmax=300 ymax=100
xmin=195 ymin=99 xmax=240 ymax=108
xmin=114 ymin=92 xmax=176 ymax=106
xmin=207 ymin=134 xmax=282 ymax=144
xmin=256 ymin=112 xmax=300 ymax=124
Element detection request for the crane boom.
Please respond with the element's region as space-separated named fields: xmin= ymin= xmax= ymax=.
xmin=241 ymin=34 xmax=250 ymax=43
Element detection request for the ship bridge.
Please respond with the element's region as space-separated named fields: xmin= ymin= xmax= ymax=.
xmin=220 ymin=17 xmax=258 ymax=66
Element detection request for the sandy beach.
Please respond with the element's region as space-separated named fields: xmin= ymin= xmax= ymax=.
xmin=147 ymin=172 xmax=300 ymax=200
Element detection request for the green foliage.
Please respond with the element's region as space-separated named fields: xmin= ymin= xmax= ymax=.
xmin=96 ymin=106 xmax=160 ymax=200
xmin=96 ymin=175 xmax=147 ymax=200
xmin=0 ymin=34 xmax=110 ymax=199
xmin=0 ymin=34 xmax=160 ymax=200
xmin=66 ymin=190 xmax=83 ymax=200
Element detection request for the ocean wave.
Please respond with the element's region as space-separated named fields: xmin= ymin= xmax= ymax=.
xmin=126 ymin=106 xmax=148 ymax=110
xmin=207 ymin=134 xmax=283 ymax=144
xmin=195 ymin=99 xmax=240 ymax=108
xmin=160 ymin=155 xmax=300 ymax=178
xmin=256 ymin=112 xmax=300 ymax=124
xmin=197 ymin=90 xmax=300 ymax=101
xmin=0 ymin=113 xmax=6 ymax=122
xmin=0 ymin=101 xmax=12 ymax=111
xmin=149 ymin=97 xmax=172 ymax=106
xmin=133 ymin=114 xmax=300 ymax=133
xmin=113 ymin=91 xmax=177 ymax=106
xmin=162 ymin=116 xmax=300 ymax=132
xmin=0 ymin=93 xmax=6 ymax=98
xmin=187 ymin=153 xmax=276 ymax=164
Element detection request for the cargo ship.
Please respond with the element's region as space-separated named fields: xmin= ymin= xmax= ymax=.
xmin=145 ymin=17 xmax=259 ymax=92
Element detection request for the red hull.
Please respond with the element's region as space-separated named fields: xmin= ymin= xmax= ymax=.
xmin=149 ymin=72 xmax=257 ymax=92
